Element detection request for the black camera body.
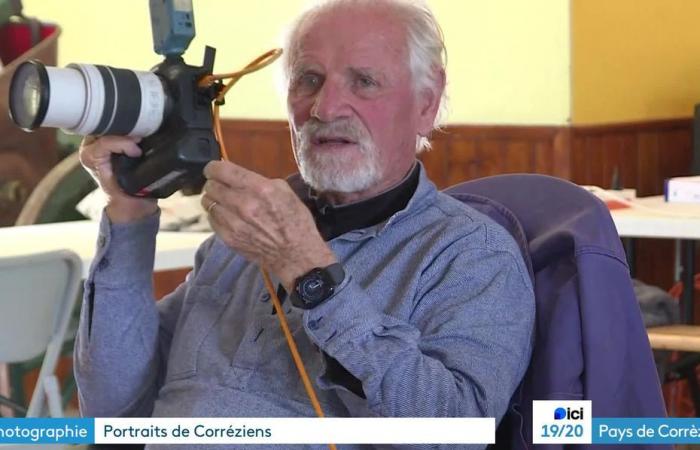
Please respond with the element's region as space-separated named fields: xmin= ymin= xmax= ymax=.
xmin=113 ymin=51 xmax=220 ymax=198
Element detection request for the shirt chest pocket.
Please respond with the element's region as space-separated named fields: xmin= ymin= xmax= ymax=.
xmin=224 ymin=306 xmax=324 ymax=397
xmin=164 ymin=284 xmax=229 ymax=382
xmin=225 ymin=304 xmax=290 ymax=383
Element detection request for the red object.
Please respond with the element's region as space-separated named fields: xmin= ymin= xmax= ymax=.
xmin=664 ymin=273 xmax=700 ymax=417
xmin=0 ymin=21 xmax=57 ymax=66
xmin=605 ymin=199 xmax=631 ymax=210
xmin=669 ymin=274 xmax=700 ymax=300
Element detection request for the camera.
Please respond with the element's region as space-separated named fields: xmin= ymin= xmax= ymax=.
xmin=8 ymin=0 xmax=221 ymax=198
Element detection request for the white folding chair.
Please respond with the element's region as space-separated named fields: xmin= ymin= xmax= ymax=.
xmin=0 ymin=250 xmax=82 ymax=418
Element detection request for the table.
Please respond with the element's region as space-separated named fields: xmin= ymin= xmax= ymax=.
xmin=610 ymin=196 xmax=700 ymax=241
xmin=0 ymin=220 xmax=212 ymax=279
xmin=608 ymin=196 xmax=700 ymax=323
xmin=647 ymin=325 xmax=700 ymax=352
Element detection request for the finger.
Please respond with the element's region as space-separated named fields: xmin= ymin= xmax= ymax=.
xmin=98 ymin=135 xmax=144 ymax=158
xmin=202 ymin=179 xmax=232 ymax=207
xmin=200 ymin=193 xmax=219 ymax=214
xmin=83 ymin=136 xmax=144 ymax=166
xmin=206 ymin=206 xmax=225 ymax=241
xmin=204 ymin=179 xmax=270 ymax=232
xmin=207 ymin=200 xmax=241 ymax=243
xmin=204 ymin=160 xmax=265 ymax=190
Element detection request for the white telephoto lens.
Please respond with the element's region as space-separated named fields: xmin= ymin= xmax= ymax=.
xmin=45 ymin=63 xmax=166 ymax=137
xmin=40 ymin=66 xmax=87 ymax=130
xmin=10 ymin=61 xmax=167 ymax=138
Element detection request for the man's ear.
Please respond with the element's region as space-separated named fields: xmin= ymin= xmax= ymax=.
xmin=416 ymin=69 xmax=446 ymax=137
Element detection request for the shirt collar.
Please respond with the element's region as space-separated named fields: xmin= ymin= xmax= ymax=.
xmin=311 ymin=163 xmax=420 ymax=240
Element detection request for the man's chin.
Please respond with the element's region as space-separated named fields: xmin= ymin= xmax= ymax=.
xmin=300 ymin=164 xmax=380 ymax=194
xmin=302 ymin=149 xmax=372 ymax=173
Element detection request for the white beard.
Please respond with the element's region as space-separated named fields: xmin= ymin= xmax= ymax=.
xmin=294 ymin=119 xmax=382 ymax=193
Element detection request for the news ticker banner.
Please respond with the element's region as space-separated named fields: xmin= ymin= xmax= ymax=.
xmin=533 ymin=400 xmax=700 ymax=444
xmin=4 ymin=408 xmax=700 ymax=446
xmin=0 ymin=417 xmax=494 ymax=445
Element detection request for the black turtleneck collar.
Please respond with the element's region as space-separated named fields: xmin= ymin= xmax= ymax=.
xmin=303 ymin=162 xmax=420 ymax=241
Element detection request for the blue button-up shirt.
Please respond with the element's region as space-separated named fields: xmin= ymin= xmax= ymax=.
xmin=74 ymin=163 xmax=535 ymax=449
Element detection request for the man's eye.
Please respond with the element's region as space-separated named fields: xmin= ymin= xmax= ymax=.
xmin=356 ymin=75 xmax=377 ymax=88
xmin=294 ymin=73 xmax=322 ymax=93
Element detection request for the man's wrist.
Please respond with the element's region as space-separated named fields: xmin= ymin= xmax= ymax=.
xmin=106 ymin=197 xmax=158 ymax=224
xmin=277 ymin=249 xmax=338 ymax=292
xmin=290 ymin=262 xmax=346 ymax=309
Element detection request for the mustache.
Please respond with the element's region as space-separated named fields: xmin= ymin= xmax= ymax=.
xmin=298 ymin=119 xmax=370 ymax=148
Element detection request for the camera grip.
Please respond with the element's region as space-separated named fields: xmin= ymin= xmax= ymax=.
xmin=109 ymin=131 xmax=217 ymax=198
xmin=111 ymin=152 xmax=146 ymax=196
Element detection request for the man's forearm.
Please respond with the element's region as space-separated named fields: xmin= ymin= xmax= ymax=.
xmin=74 ymin=210 xmax=164 ymax=417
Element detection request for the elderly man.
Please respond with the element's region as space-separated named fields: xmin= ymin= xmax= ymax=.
xmin=75 ymin=0 xmax=534 ymax=446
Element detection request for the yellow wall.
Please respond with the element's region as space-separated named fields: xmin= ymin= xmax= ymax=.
xmin=432 ymin=1 xmax=570 ymax=125
xmin=572 ymin=0 xmax=700 ymax=124
xmin=22 ymin=0 xmax=571 ymax=125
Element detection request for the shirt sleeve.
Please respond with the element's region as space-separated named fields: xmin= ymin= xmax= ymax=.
xmin=301 ymin=241 xmax=535 ymax=423
xmin=73 ymin=209 xmax=211 ymax=417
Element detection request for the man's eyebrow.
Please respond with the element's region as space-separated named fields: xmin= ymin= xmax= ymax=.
xmin=350 ymin=66 xmax=379 ymax=75
xmin=348 ymin=67 xmax=388 ymax=83
xmin=290 ymin=61 xmax=320 ymax=77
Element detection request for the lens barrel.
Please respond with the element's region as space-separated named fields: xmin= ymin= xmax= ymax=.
xmin=8 ymin=60 xmax=167 ymax=137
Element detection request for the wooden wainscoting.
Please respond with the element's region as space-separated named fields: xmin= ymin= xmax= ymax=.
xmin=219 ymin=120 xmax=298 ymax=179
xmin=421 ymin=125 xmax=571 ymax=188
xmin=570 ymin=119 xmax=693 ymax=196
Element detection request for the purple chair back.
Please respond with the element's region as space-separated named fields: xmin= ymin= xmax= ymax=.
xmin=445 ymin=174 xmax=668 ymax=450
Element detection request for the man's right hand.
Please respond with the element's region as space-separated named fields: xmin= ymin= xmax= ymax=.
xmin=79 ymin=135 xmax=158 ymax=224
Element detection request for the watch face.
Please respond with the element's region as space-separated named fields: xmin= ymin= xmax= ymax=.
xmin=299 ymin=272 xmax=327 ymax=304
xmin=292 ymin=264 xmax=345 ymax=309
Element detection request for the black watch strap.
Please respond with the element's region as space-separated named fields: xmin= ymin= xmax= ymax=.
xmin=324 ymin=262 xmax=345 ymax=284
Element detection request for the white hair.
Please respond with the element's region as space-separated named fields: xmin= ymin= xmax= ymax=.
xmin=278 ymin=0 xmax=448 ymax=153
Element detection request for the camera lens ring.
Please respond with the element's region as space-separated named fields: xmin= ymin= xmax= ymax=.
xmin=94 ymin=66 xmax=142 ymax=135
xmin=93 ymin=65 xmax=117 ymax=135
xmin=9 ymin=60 xmax=50 ymax=130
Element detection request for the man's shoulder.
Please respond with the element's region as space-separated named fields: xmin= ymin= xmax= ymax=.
xmin=401 ymin=189 xmax=532 ymax=288
xmin=417 ymin=190 xmax=524 ymax=251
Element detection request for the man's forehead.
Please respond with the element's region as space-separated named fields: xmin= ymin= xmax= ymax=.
xmin=293 ymin=37 xmax=402 ymax=66
xmin=292 ymin=8 xmax=407 ymax=67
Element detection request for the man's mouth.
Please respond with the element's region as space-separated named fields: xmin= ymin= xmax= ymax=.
xmin=312 ymin=135 xmax=357 ymax=146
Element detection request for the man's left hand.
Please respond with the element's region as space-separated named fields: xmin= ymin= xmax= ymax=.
xmin=202 ymin=160 xmax=337 ymax=291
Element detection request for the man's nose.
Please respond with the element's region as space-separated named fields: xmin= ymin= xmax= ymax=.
xmin=310 ymin=79 xmax=350 ymax=122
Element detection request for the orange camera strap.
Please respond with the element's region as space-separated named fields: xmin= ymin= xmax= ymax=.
xmin=201 ymin=49 xmax=338 ymax=450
